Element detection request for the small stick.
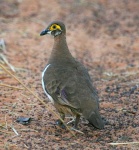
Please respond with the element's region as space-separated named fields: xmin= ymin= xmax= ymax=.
xmin=109 ymin=142 xmax=139 ymax=145
xmin=70 ymin=127 xmax=84 ymax=134
xmin=0 ymin=63 xmax=76 ymax=137
xmin=19 ymin=128 xmax=38 ymax=132
xmin=0 ymin=54 xmax=15 ymax=72
xmin=0 ymin=83 xmax=24 ymax=90
xmin=11 ymin=125 xmax=19 ymax=136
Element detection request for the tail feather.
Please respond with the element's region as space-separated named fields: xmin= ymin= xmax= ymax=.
xmin=85 ymin=111 xmax=104 ymax=129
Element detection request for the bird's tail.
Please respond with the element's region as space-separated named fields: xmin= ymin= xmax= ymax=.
xmin=84 ymin=110 xmax=104 ymax=129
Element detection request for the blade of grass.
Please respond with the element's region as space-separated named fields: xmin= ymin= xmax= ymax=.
xmin=0 ymin=63 xmax=76 ymax=137
xmin=0 ymin=83 xmax=24 ymax=90
xmin=0 ymin=54 xmax=15 ymax=72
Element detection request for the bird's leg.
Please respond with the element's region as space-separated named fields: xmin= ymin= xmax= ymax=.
xmin=70 ymin=115 xmax=84 ymax=134
xmin=56 ymin=113 xmax=66 ymax=129
xmin=67 ymin=115 xmax=80 ymax=128
xmin=74 ymin=114 xmax=80 ymax=129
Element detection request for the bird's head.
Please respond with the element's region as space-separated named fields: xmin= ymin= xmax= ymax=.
xmin=40 ymin=21 xmax=66 ymax=37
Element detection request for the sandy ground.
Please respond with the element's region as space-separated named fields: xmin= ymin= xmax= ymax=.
xmin=0 ymin=0 xmax=139 ymax=149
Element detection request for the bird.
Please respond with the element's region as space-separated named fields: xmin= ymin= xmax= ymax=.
xmin=40 ymin=21 xmax=104 ymax=130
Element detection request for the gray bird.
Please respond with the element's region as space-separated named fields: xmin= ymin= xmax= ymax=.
xmin=40 ymin=21 xmax=104 ymax=129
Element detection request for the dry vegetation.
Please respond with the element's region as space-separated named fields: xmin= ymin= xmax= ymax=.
xmin=0 ymin=0 xmax=139 ymax=149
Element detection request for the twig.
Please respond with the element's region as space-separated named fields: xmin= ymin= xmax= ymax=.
xmin=70 ymin=127 xmax=84 ymax=134
xmin=11 ymin=125 xmax=19 ymax=136
xmin=103 ymin=71 xmax=139 ymax=79
xmin=14 ymin=67 xmax=28 ymax=72
xmin=0 ymin=83 xmax=24 ymax=90
xmin=19 ymin=128 xmax=38 ymax=132
xmin=0 ymin=67 xmax=28 ymax=72
xmin=26 ymin=103 xmax=38 ymax=106
xmin=0 ymin=63 xmax=76 ymax=137
xmin=109 ymin=142 xmax=139 ymax=145
xmin=21 ymin=93 xmax=32 ymax=99
xmin=0 ymin=54 xmax=15 ymax=72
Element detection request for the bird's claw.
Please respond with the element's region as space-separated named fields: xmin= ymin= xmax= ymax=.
xmin=67 ymin=118 xmax=75 ymax=125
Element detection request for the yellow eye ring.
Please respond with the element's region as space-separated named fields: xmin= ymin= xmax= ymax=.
xmin=49 ymin=24 xmax=62 ymax=31
xmin=53 ymin=25 xmax=56 ymax=29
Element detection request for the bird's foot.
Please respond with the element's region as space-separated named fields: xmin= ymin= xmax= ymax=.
xmin=67 ymin=118 xmax=75 ymax=125
xmin=55 ymin=119 xmax=66 ymax=129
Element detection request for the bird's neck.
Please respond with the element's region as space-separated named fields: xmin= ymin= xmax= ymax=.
xmin=48 ymin=34 xmax=74 ymax=65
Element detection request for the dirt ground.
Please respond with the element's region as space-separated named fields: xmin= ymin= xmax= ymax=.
xmin=0 ymin=0 xmax=139 ymax=149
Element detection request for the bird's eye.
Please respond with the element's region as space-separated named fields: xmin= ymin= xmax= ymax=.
xmin=49 ymin=24 xmax=61 ymax=31
xmin=53 ymin=25 xmax=56 ymax=29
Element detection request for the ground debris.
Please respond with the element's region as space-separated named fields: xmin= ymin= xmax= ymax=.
xmin=0 ymin=0 xmax=139 ymax=149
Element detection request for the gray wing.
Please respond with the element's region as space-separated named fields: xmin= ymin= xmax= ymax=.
xmin=43 ymin=64 xmax=99 ymax=110
xmin=75 ymin=61 xmax=99 ymax=101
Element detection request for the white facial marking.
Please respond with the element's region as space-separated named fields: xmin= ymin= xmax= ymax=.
xmin=55 ymin=30 xmax=62 ymax=36
xmin=47 ymin=30 xmax=52 ymax=34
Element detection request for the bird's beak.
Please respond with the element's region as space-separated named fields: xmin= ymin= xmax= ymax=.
xmin=40 ymin=29 xmax=51 ymax=36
